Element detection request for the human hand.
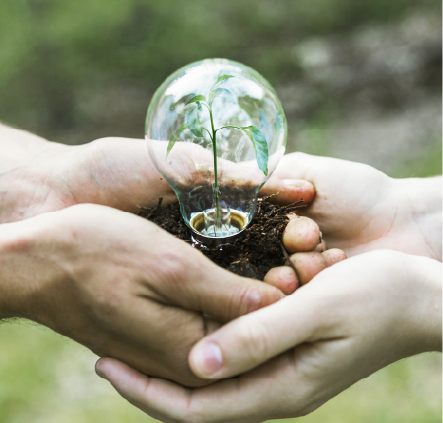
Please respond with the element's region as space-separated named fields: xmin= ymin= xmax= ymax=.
xmin=0 ymin=126 xmax=314 ymax=223
xmin=95 ymin=250 xmax=442 ymax=422
xmin=261 ymin=153 xmax=442 ymax=260
xmin=0 ymin=126 xmax=176 ymax=222
xmin=0 ymin=204 xmax=285 ymax=388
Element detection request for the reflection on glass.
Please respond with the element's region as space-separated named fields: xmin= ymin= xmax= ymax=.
xmin=146 ymin=58 xmax=287 ymax=244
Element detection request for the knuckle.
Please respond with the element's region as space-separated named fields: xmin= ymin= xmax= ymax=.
xmin=237 ymin=286 xmax=265 ymax=315
xmin=85 ymin=278 xmax=129 ymax=323
xmin=154 ymin=250 xmax=188 ymax=286
xmin=239 ymin=285 xmax=282 ymax=315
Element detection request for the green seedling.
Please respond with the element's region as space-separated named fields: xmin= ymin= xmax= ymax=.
xmin=166 ymin=70 xmax=269 ymax=229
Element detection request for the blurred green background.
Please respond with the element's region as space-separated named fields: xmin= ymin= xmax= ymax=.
xmin=0 ymin=0 xmax=441 ymax=422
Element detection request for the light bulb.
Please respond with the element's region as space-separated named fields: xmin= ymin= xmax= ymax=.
xmin=146 ymin=58 xmax=287 ymax=245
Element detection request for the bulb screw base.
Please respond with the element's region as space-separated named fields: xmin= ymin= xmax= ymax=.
xmin=190 ymin=227 xmax=247 ymax=246
xmin=189 ymin=209 xmax=249 ymax=247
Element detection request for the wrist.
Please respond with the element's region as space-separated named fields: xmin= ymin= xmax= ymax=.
xmin=0 ymin=126 xmax=72 ymax=223
xmin=0 ymin=216 xmax=68 ymax=323
xmin=409 ymin=255 xmax=442 ymax=352
xmin=393 ymin=176 xmax=442 ymax=261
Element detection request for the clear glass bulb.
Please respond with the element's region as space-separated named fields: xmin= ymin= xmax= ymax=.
xmin=146 ymin=58 xmax=287 ymax=244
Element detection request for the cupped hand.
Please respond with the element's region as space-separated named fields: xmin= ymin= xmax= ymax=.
xmin=95 ymin=250 xmax=442 ymax=422
xmin=261 ymin=153 xmax=442 ymax=260
xmin=0 ymin=204 xmax=285 ymax=388
xmin=0 ymin=130 xmax=176 ymax=222
xmin=0 ymin=127 xmax=314 ymax=223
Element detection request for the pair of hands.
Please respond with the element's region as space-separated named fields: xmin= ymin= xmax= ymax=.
xmin=93 ymin=150 xmax=441 ymax=422
xmin=0 ymin=127 xmax=312 ymax=387
xmin=1 ymin=126 xmax=441 ymax=421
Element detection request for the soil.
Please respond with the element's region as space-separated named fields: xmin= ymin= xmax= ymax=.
xmin=138 ymin=197 xmax=306 ymax=280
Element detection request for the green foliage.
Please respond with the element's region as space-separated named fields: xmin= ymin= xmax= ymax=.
xmin=210 ymin=74 xmax=235 ymax=91
xmin=166 ymin=70 xmax=269 ymax=222
xmin=167 ymin=122 xmax=187 ymax=156
xmin=242 ymin=125 xmax=269 ymax=175
xmin=209 ymin=88 xmax=235 ymax=106
xmin=1 ymin=0 xmax=437 ymax=136
xmin=186 ymin=103 xmax=204 ymax=138
xmin=167 ymin=71 xmax=269 ymax=178
xmin=185 ymin=94 xmax=207 ymax=106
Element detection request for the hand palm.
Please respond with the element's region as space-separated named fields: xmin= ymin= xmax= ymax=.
xmin=269 ymin=152 xmax=434 ymax=258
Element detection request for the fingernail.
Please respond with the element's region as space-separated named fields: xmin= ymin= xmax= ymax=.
xmin=192 ymin=342 xmax=223 ymax=378
xmin=283 ymin=179 xmax=307 ymax=188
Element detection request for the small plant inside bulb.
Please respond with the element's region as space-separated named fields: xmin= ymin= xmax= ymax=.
xmin=146 ymin=59 xmax=287 ymax=246
xmin=165 ymin=69 xmax=268 ymax=242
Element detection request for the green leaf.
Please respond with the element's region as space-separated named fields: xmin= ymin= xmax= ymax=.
xmin=210 ymin=70 xmax=234 ymax=91
xmin=166 ymin=122 xmax=187 ymax=158
xmin=186 ymin=103 xmax=205 ymax=137
xmin=185 ymin=94 xmax=206 ymax=106
xmin=242 ymin=125 xmax=269 ymax=176
xmin=209 ymin=88 xmax=235 ymax=106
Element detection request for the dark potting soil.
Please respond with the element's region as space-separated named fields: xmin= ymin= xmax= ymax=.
xmin=138 ymin=198 xmax=306 ymax=281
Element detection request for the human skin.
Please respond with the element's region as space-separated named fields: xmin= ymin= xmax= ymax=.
xmin=95 ymin=154 xmax=442 ymax=421
xmin=0 ymin=124 xmax=315 ymax=387
xmin=261 ymin=152 xmax=442 ymax=260
xmin=0 ymin=204 xmax=287 ymax=388
xmin=0 ymin=125 xmax=175 ymax=222
xmin=0 ymin=125 xmax=315 ymax=223
xmin=96 ymin=250 xmax=442 ymax=423
xmin=0 ymin=125 xmax=319 ymax=388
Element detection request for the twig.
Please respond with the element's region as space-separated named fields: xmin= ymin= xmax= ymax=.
xmin=274 ymin=200 xmax=307 ymax=215
xmin=156 ymin=197 xmax=163 ymax=212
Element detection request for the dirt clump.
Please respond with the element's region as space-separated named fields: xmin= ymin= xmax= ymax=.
xmin=138 ymin=197 xmax=306 ymax=280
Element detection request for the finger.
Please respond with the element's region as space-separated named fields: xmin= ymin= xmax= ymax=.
xmin=188 ymin=284 xmax=329 ymax=379
xmin=282 ymin=216 xmax=321 ymax=253
xmin=259 ymin=176 xmax=315 ymax=206
xmin=96 ymin=355 xmax=300 ymax=423
xmin=287 ymin=252 xmax=327 ymax=286
xmin=263 ymin=266 xmax=298 ymax=294
xmin=184 ymin=263 xmax=285 ymax=322
xmin=314 ymin=239 xmax=327 ymax=252
xmin=271 ymin=151 xmax=331 ymax=181
xmin=95 ymin=358 xmax=192 ymax=423
xmin=322 ymin=248 xmax=347 ymax=267
xmin=159 ymin=241 xmax=285 ymax=323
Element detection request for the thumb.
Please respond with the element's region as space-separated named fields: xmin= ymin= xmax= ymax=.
xmin=167 ymin=255 xmax=286 ymax=323
xmin=188 ymin=286 xmax=326 ymax=378
xmin=259 ymin=175 xmax=315 ymax=206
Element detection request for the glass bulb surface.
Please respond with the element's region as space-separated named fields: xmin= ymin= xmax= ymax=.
xmin=146 ymin=58 xmax=287 ymax=243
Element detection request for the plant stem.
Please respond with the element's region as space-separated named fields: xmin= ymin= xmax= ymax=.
xmin=209 ymin=107 xmax=220 ymax=230
xmin=202 ymin=127 xmax=213 ymax=141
